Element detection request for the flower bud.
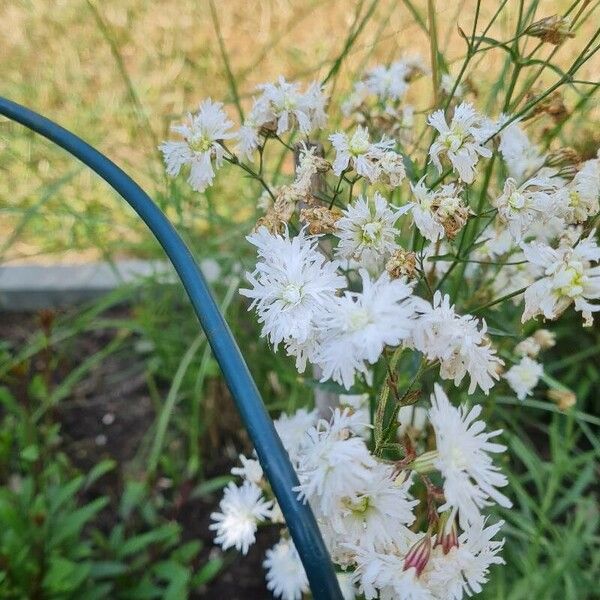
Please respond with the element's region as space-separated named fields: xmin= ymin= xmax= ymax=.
xmin=410 ymin=450 xmax=438 ymax=474
xmin=403 ymin=533 xmax=432 ymax=576
xmin=435 ymin=512 xmax=459 ymax=555
xmin=545 ymin=147 xmax=580 ymax=169
xmin=526 ymin=15 xmax=574 ymax=45
xmin=548 ymin=389 xmax=576 ymax=411
xmin=532 ymin=329 xmax=556 ymax=350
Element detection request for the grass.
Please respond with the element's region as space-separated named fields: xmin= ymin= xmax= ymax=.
xmin=1 ymin=0 xmax=599 ymax=597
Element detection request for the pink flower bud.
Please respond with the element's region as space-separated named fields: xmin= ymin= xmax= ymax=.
xmin=403 ymin=533 xmax=432 ymax=576
xmin=435 ymin=512 xmax=459 ymax=555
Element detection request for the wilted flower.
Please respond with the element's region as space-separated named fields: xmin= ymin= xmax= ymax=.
xmin=526 ymin=15 xmax=574 ymax=45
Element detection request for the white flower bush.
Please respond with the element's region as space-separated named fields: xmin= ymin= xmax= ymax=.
xmin=160 ymin=17 xmax=599 ymax=595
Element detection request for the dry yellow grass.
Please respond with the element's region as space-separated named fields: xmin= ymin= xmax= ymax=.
xmin=1 ymin=0 xmax=597 ymax=262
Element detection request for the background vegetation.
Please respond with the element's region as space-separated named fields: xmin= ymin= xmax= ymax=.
xmin=0 ymin=1 xmax=599 ymax=598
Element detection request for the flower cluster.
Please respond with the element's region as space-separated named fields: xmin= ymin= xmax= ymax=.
xmin=160 ymin=40 xmax=598 ymax=597
xmin=211 ymin=387 xmax=509 ymax=599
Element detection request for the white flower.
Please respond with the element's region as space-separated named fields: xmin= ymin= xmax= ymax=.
xmin=428 ymin=384 xmax=512 ymax=527
xmin=329 ymin=126 xmax=395 ymax=183
xmin=209 ymin=481 xmax=273 ymax=554
xmin=257 ymin=76 xmax=327 ymax=136
xmin=492 ymin=175 xmax=564 ymax=242
xmin=240 ymin=227 xmax=345 ymax=349
xmin=352 ymin=537 xmax=434 ymax=600
xmin=231 ymin=454 xmax=264 ymax=484
xmin=423 ymin=518 xmax=505 ymax=599
xmin=235 ymin=123 xmax=261 ymax=160
xmin=160 ymin=99 xmax=235 ymax=192
xmin=328 ymin=464 xmax=417 ymax=549
xmin=236 ymin=78 xmax=327 ymax=160
xmin=521 ymin=231 xmax=600 ymax=326
xmin=560 ymin=155 xmax=600 ymax=224
xmin=409 ymin=179 xmax=466 ymax=242
xmin=410 ymin=292 xmax=503 ymax=395
xmin=498 ymin=117 xmax=545 ymax=181
xmin=263 ymin=538 xmax=309 ymax=600
xmin=339 ymin=393 xmax=372 ymax=439
xmin=274 ymin=408 xmax=318 ymax=464
xmin=428 ymin=103 xmax=495 ymax=184
xmin=337 ymin=572 xmax=358 ymax=600
xmin=364 ymin=61 xmax=411 ymax=101
xmin=504 ymin=356 xmax=543 ymax=400
xmin=316 ymin=270 xmax=420 ymax=390
xmin=294 ymin=409 xmax=377 ymax=514
xmin=334 ymin=193 xmax=407 ymax=270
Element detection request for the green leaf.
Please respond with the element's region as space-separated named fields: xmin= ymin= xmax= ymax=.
xmin=20 ymin=445 xmax=39 ymax=462
xmin=117 ymin=523 xmax=180 ymax=559
xmin=192 ymin=557 xmax=224 ymax=586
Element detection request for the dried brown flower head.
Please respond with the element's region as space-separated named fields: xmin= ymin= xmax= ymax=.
xmin=386 ymin=248 xmax=417 ymax=279
xmin=526 ymin=15 xmax=574 ymax=45
xmin=300 ymin=206 xmax=342 ymax=235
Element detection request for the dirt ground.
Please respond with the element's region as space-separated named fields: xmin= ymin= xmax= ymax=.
xmin=0 ymin=309 xmax=277 ymax=598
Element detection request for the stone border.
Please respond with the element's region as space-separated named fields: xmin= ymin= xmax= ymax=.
xmin=0 ymin=260 xmax=174 ymax=311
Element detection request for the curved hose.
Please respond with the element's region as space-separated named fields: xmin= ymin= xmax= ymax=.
xmin=0 ymin=96 xmax=342 ymax=599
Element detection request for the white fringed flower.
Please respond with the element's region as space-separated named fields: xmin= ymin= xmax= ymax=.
xmin=410 ymin=292 xmax=503 ymax=395
xmin=498 ymin=117 xmax=545 ymax=181
xmin=424 ymin=518 xmax=505 ymax=599
xmin=492 ymin=175 xmax=563 ymax=242
xmin=560 ymin=154 xmax=600 ymax=224
xmin=521 ymin=231 xmax=600 ymax=326
xmin=263 ymin=538 xmax=309 ymax=600
xmin=160 ymin=99 xmax=235 ymax=192
xmin=329 ymin=126 xmax=396 ymax=183
xmin=240 ymin=227 xmax=345 ymax=349
xmin=235 ymin=77 xmax=327 ymax=159
xmin=316 ymin=270 xmax=420 ymax=389
xmin=209 ymin=481 xmax=273 ymax=554
xmin=337 ymin=572 xmax=358 ymax=600
xmin=364 ymin=61 xmax=411 ymax=101
xmin=334 ymin=193 xmax=407 ymax=270
xmin=258 ymin=76 xmax=327 ymax=135
xmin=235 ymin=123 xmax=261 ymax=160
xmin=231 ymin=454 xmax=264 ymax=484
xmin=274 ymin=408 xmax=318 ymax=464
xmin=294 ymin=409 xmax=377 ymax=515
xmin=352 ymin=535 xmax=434 ymax=600
xmin=428 ymin=103 xmax=495 ymax=184
xmin=428 ymin=385 xmax=512 ymax=527
xmin=504 ymin=356 xmax=543 ymax=400
xmin=328 ymin=464 xmax=418 ymax=549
